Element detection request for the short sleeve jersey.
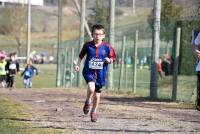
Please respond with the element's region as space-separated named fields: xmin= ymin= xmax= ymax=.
xmin=79 ymin=41 xmax=116 ymax=87
xmin=195 ymin=32 xmax=200 ymax=46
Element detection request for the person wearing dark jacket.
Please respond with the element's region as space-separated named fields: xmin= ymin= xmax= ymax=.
xmin=21 ymin=60 xmax=38 ymax=88
xmin=5 ymin=52 xmax=20 ymax=90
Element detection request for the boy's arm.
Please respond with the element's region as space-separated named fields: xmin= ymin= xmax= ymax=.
xmin=74 ymin=44 xmax=87 ymax=71
xmin=21 ymin=67 xmax=26 ymax=76
xmin=5 ymin=61 xmax=9 ymax=72
xmin=33 ymin=66 xmax=39 ymax=75
xmin=193 ymin=33 xmax=200 ymax=60
xmin=16 ymin=62 xmax=20 ymax=73
xmin=107 ymin=45 xmax=116 ymax=64
xmin=192 ymin=45 xmax=200 ymax=60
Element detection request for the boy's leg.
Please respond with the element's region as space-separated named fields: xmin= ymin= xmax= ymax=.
xmin=83 ymin=81 xmax=95 ymax=114
xmin=91 ymin=92 xmax=101 ymax=113
xmin=86 ymin=82 xmax=95 ymax=100
xmin=29 ymin=78 xmax=32 ymax=88
xmin=7 ymin=76 xmax=11 ymax=88
xmin=10 ymin=76 xmax=14 ymax=88
xmin=24 ymin=79 xmax=27 ymax=88
xmin=90 ymin=92 xmax=101 ymax=122
xmin=196 ymin=72 xmax=200 ymax=110
xmin=90 ymin=85 xmax=102 ymax=122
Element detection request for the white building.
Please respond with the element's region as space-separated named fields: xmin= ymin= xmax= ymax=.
xmin=0 ymin=0 xmax=44 ymax=6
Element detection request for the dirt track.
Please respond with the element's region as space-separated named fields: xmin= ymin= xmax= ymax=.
xmin=1 ymin=88 xmax=200 ymax=134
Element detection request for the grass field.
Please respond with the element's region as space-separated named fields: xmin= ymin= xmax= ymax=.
xmin=13 ymin=64 xmax=197 ymax=102
xmin=0 ymin=97 xmax=62 ymax=134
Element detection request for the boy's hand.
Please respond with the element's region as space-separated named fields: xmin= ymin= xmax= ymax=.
xmin=74 ymin=65 xmax=80 ymax=71
xmin=105 ymin=57 xmax=111 ymax=64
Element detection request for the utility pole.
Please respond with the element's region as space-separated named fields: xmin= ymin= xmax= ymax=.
xmin=118 ymin=36 xmax=126 ymax=90
xmin=26 ymin=0 xmax=31 ymax=63
xmin=56 ymin=0 xmax=63 ymax=87
xmin=77 ymin=0 xmax=85 ymax=87
xmin=150 ymin=0 xmax=161 ymax=99
xmin=132 ymin=0 xmax=135 ymax=14
xmin=172 ymin=27 xmax=181 ymax=101
xmin=133 ymin=30 xmax=138 ymax=93
xmin=107 ymin=0 xmax=115 ymax=90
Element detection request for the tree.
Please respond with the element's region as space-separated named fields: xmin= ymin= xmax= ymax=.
xmin=88 ymin=0 xmax=109 ymax=30
xmin=160 ymin=0 xmax=182 ymax=43
xmin=0 ymin=5 xmax=26 ymax=56
xmin=148 ymin=0 xmax=183 ymax=58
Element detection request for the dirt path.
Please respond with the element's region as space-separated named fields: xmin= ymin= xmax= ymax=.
xmin=1 ymin=88 xmax=200 ymax=134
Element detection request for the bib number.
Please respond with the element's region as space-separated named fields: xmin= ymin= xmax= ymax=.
xmin=25 ymin=71 xmax=31 ymax=77
xmin=89 ymin=58 xmax=104 ymax=69
xmin=9 ymin=63 xmax=16 ymax=70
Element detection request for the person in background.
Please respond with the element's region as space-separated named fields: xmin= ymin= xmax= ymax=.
xmin=192 ymin=30 xmax=200 ymax=111
xmin=21 ymin=60 xmax=38 ymax=88
xmin=156 ymin=57 xmax=164 ymax=79
xmin=0 ymin=51 xmax=7 ymax=88
xmin=74 ymin=24 xmax=116 ymax=122
xmin=5 ymin=52 xmax=20 ymax=90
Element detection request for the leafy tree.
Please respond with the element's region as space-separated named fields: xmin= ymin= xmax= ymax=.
xmin=88 ymin=0 xmax=109 ymax=30
xmin=0 ymin=5 xmax=26 ymax=56
xmin=148 ymin=0 xmax=182 ymax=43
xmin=160 ymin=0 xmax=182 ymax=43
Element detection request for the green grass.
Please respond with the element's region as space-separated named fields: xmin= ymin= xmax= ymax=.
xmin=15 ymin=64 xmax=57 ymax=88
xmin=0 ymin=97 xmax=62 ymax=134
xmin=13 ymin=64 xmax=197 ymax=102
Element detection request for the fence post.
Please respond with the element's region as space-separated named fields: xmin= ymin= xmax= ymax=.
xmin=125 ymin=50 xmax=128 ymax=88
xmin=56 ymin=0 xmax=63 ymax=87
xmin=133 ymin=30 xmax=138 ymax=93
xmin=70 ymin=47 xmax=75 ymax=87
xmin=107 ymin=0 xmax=115 ymax=90
xmin=172 ymin=27 xmax=181 ymax=101
xmin=77 ymin=0 xmax=85 ymax=87
xmin=150 ymin=0 xmax=161 ymax=99
xmin=119 ymin=36 xmax=126 ymax=90
xmin=63 ymin=49 xmax=68 ymax=87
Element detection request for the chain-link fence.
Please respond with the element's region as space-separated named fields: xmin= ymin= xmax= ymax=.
xmin=0 ymin=0 xmax=199 ymax=102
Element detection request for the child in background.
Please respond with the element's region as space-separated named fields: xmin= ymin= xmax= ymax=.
xmin=21 ymin=60 xmax=38 ymax=88
xmin=5 ymin=52 xmax=20 ymax=90
xmin=0 ymin=51 xmax=7 ymax=88
xmin=156 ymin=57 xmax=164 ymax=79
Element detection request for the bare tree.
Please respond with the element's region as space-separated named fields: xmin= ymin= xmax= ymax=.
xmin=0 ymin=5 xmax=26 ymax=56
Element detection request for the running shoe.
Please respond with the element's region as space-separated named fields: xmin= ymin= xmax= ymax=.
xmin=83 ymin=102 xmax=90 ymax=115
xmin=90 ymin=112 xmax=97 ymax=122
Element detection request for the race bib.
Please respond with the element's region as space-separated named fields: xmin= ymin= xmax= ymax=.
xmin=25 ymin=71 xmax=31 ymax=77
xmin=89 ymin=58 xmax=104 ymax=69
xmin=9 ymin=63 xmax=16 ymax=70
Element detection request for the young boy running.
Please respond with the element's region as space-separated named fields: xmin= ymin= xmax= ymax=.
xmin=21 ymin=60 xmax=38 ymax=88
xmin=74 ymin=24 xmax=116 ymax=122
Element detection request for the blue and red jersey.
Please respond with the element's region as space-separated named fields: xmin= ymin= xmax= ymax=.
xmin=79 ymin=41 xmax=116 ymax=88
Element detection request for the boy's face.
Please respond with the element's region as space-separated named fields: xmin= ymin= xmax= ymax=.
xmin=92 ymin=29 xmax=105 ymax=43
xmin=11 ymin=55 xmax=16 ymax=61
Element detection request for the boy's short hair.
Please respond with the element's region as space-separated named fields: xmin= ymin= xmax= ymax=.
xmin=92 ymin=24 xmax=105 ymax=34
xmin=9 ymin=52 xmax=17 ymax=57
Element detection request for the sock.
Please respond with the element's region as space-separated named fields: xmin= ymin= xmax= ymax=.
xmin=91 ymin=108 xmax=96 ymax=113
xmin=85 ymin=98 xmax=91 ymax=104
